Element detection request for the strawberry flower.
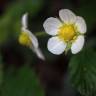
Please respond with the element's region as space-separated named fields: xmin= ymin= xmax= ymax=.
xmin=19 ymin=13 xmax=45 ymax=60
xmin=43 ymin=9 xmax=87 ymax=55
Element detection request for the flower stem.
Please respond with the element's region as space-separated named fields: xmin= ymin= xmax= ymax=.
xmin=35 ymin=32 xmax=47 ymax=37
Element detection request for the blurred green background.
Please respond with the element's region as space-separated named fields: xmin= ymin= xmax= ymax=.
xmin=0 ymin=0 xmax=96 ymax=96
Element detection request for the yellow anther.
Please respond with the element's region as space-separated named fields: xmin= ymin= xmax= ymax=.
xmin=18 ymin=32 xmax=31 ymax=46
xmin=58 ymin=24 xmax=76 ymax=42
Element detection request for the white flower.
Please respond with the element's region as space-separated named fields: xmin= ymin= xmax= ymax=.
xmin=19 ymin=13 xmax=45 ymax=60
xmin=43 ymin=9 xmax=87 ymax=55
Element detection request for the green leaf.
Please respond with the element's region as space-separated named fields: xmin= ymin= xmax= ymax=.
xmin=69 ymin=48 xmax=96 ymax=96
xmin=2 ymin=66 xmax=44 ymax=96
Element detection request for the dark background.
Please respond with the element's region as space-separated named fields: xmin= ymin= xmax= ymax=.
xmin=0 ymin=0 xmax=96 ymax=96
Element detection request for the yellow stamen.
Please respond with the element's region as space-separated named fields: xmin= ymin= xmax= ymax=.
xmin=18 ymin=32 xmax=31 ymax=46
xmin=58 ymin=24 xmax=76 ymax=42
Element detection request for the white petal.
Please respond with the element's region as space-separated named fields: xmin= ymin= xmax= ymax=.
xmin=43 ymin=17 xmax=62 ymax=36
xmin=22 ymin=13 xmax=28 ymax=28
xmin=33 ymin=48 xmax=45 ymax=60
xmin=22 ymin=28 xmax=38 ymax=48
xmin=71 ymin=35 xmax=85 ymax=54
xmin=47 ymin=36 xmax=67 ymax=55
xmin=59 ymin=9 xmax=76 ymax=24
xmin=75 ymin=16 xmax=87 ymax=34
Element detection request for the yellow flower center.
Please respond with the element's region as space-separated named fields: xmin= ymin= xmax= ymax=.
xmin=18 ymin=32 xmax=31 ymax=46
xmin=58 ymin=24 xmax=76 ymax=42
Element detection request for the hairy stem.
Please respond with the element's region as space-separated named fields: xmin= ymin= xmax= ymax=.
xmin=35 ymin=32 xmax=47 ymax=37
